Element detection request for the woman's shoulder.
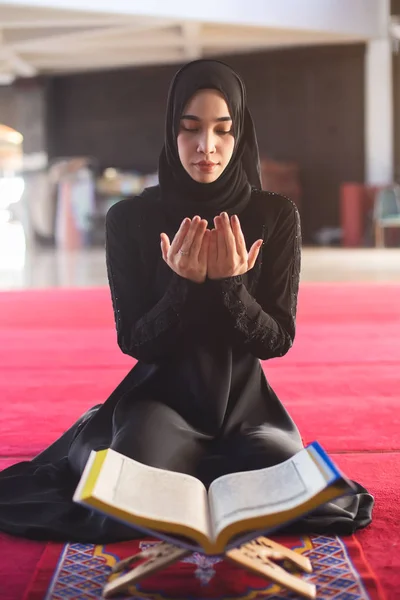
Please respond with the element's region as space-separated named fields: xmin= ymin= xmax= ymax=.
xmin=251 ymin=188 xmax=299 ymax=221
xmin=106 ymin=186 xmax=161 ymax=226
xmin=250 ymin=189 xmax=301 ymax=245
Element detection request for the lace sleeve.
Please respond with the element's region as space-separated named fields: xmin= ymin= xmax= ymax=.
xmin=209 ymin=200 xmax=301 ymax=360
xmin=105 ymin=201 xmax=201 ymax=363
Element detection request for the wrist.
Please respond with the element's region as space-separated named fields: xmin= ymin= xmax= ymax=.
xmin=184 ymin=272 xmax=206 ymax=284
xmin=207 ymin=274 xmax=243 ymax=286
xmin=173 ymin=267 xmax=206 ymax=285
xmin=208 ymin=273 xmax=243 ymax=281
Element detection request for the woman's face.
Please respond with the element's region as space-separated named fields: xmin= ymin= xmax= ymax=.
xmin=177 ymin=89 xmax=235 ymax=183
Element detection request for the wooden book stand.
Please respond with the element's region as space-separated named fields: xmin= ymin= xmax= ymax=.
xmin=102 ymin=536 xmax=316 ymax=599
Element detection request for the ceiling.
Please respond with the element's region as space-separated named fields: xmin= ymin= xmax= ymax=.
xmin=0 ymin=3 xmax=375 ymax=83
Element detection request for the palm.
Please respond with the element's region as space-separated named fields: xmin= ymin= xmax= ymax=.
xmin=205 ymin=213 xmax=262 ymax=280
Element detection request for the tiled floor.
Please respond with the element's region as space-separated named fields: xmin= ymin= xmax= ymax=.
xmin=0 ymin=221 xmax=399 ymax=290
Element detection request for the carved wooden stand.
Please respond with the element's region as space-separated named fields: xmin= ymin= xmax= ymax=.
xmin=102 ymin=537 xmax=316 ymax=599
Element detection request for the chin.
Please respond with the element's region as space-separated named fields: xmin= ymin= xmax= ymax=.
xmin=189 ymin=168 xmax=222 ymax=184
xmin=195 ymin=174 xmax=218 ymax=184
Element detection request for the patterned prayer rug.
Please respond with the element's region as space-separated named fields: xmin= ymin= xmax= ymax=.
xmin=24 ymin=535 xmax=385 ymax=600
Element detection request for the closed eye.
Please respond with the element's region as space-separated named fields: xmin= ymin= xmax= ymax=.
xmin=180 ymin=126 xmax=232 ymax=135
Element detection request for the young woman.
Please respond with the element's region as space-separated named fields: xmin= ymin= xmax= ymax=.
xmin=0 ymin=60 xmax=373 ymax=543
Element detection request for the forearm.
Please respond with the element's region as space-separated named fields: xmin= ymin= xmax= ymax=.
xmin=209 ymin=276 xmax=294 ymax=359
xmin=106 ymin=198 xmax=206 ymax=363
xmin=109 ymin=267 xmax=202 ymax=363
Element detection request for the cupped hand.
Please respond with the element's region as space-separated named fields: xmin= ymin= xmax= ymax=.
xmin=207 ymin=212 xmax=263 ymax=280
xmin=160 ymin=216 xmax=210 ymax=284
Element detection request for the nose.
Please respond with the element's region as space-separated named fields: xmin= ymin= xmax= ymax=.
xmin=197 ymin=130 xmax=216 ymax=155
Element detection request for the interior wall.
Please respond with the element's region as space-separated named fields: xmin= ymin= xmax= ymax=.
xmin=47 ymin=44 xmax=365 ymax=242
xmin=392 ymin=0 xmax=400 ymax=15
xmin=393 ymin=51 xmax=400 ymax=180
xmin=392 ymin=0 xmax=400 ymax=180
xmin=229 ymin=45 xmax=365 ymax=241
xmin=0 ymin=86 xmax=18 ymax=131
xmin=0 ymin=79 xmax=48 ymax=156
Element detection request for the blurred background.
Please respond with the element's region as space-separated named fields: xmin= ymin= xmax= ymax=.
xmin=0 ymin=0 xmax=399 ymax=288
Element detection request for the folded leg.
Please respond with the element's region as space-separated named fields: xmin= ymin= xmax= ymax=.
xmin=111 ymin=399 xmax=211 ymax=476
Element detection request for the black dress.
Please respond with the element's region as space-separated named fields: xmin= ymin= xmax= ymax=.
xmin=0 ymin=187 xmax=373 ymax=543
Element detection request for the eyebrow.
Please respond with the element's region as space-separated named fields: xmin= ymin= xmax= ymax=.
xmin=180 ymin=114 xmax=232 ymax=122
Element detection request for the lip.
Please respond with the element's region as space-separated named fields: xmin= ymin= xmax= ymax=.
xmin=194 ymin=161 xmax=219 ymax=172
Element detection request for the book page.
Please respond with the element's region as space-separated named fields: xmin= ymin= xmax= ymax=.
xmin=208 ymin=447 xmax=332 ymax=538
xmin=93 ymin=450 xmax=212 ymax=540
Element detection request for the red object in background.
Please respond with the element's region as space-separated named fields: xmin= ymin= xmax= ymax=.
xmin=340 ymin=183 xmax=383 ymax=247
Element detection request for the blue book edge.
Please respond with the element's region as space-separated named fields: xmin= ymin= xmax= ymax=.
xmin=307 ymin=440 xmax=357 ymax=493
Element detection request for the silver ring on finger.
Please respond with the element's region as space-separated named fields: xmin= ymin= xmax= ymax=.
xmin=179 ymin=249 xmax=190 ymax=255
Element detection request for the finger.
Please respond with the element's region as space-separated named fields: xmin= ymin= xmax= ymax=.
xmin=231 ymin=215 xmax=247 ymax=259
xmin=221 ymin=212 xmax=236 ymax=256
xmin=176 ymin=215 xmax=201 ymax=255
xmin=248 ymin=239 xmax=263 ymax=270
xmin=217 ymin=226 xmax=226 ymax=259
xmin=198 ymin=229 xmax=210 ymax=266
xmin=169 ymin=218 xmax=191 ymax=254
xmin=160 ymin=233 xmax=170 ymax=262
xmin=209 ymin=228 xmax=218 ymax=263
xmin=214 ymin=216 xmax=226 ymax=258
xmin=190 ymin=219 xmax=208 ymax=258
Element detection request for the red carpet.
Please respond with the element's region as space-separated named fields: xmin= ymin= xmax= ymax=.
xmin=0 ymin=283 xmax=399 ymax=599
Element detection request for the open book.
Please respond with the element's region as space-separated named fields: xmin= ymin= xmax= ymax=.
xmin=73 ymin=441 xmax=355 ymax=555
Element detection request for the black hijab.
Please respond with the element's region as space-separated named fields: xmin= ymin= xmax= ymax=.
xmin=158 ymin=59 xmax=262 ymax=228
